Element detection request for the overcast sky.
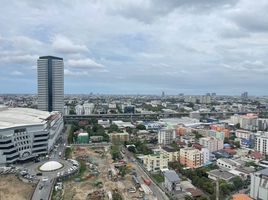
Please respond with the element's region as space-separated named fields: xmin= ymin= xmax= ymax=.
xmin=1 ymin=0 xmax=268 ymax=95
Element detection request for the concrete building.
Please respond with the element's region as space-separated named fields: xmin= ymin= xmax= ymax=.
xmin=189 ymin=111 xmax=200 ymax=119
xmin=83 ymin=103 xmax=94 ymax=115
xmin=199 ymin=95 xmax=211 ymax=104
xmin=0 ymin=107 xmax=63 ymax=164
xmin=258 ymin=118 xmax=268 ymax=131
xmin=201 ymin=147 xmax=210 ymax=165
xmin=179 ymin=147 xmax=204 ymax=169
xmin=255 ymin=132 xmax=268 ymax=155
xmin=159 ymin=146 xmax=179 ymax=162
xmin=143 ymin=153 xmax=168 ymax=172
xmin=110 ymin=131 xmax=129 ymax=144
xmin=75 ymin=105 xmax=84 ymax=115
xmin=216 ymin=158 xmax=242 ymax=170
xmin=37 ymin=56 xmax=64 ymax=112
xmin=77 ymin=132 xmax=89 ymax=144
xmin=235 ymin=129 xmax=252 ymax=140
xmin=158 ymin=128 xmax=176 ymax=145
xmin=63 ymin=105 xmax=70 ymax=115
xmin=163 ymin=170 xmax=180 ymax=192
xmin=250 ymin=168 xmax=268 ymax=200
xmin=199 ymin=137 xmax=224 ymax=152
xmin=240 ymin=114 xmax=258 ymax=131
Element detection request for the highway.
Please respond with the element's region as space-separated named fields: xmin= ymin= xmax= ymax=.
xmin=63 ymin=111 xmax=263 ymax=122
xmin=122 ymin=147 xmax=169 ymax=200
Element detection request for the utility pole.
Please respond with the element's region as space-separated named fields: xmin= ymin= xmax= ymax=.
xmin=216 ymin=177 xmax=219 ymax=200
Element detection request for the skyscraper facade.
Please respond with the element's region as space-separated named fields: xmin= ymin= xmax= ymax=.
xmin=37 ymin=56 xmax=64 ymax=112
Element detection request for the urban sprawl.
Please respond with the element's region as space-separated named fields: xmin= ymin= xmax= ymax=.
xmin=0 ymin=56 xmax=268 ymax=200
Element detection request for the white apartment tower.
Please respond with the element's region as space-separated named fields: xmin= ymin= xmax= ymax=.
xmin=37 ymin=56 xmax=64 ymax=112
xmin=158 ymin=128 xmax=176 ymax=145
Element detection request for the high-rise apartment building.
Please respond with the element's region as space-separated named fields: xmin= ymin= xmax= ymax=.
xmin=37 ymin=56 xmax=64 ymax=112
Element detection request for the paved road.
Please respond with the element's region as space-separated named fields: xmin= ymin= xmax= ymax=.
xmin=122 ymin=147 xmax=169 ymax=200
xmin=30 ymin=125 xmax=70 ymax=200
xmin=31 ymin=178 xmax=54 ymax=200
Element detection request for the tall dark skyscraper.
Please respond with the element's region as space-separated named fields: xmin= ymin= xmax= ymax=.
xmin=37 ymin=56 xmax=64 ymax=112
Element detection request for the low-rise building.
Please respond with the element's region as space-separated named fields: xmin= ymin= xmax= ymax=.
xmin=160 ymin=146 xmax=179 ymax=162
xmin=235 ymin=129 xmax=252 ymax=140
xmin=199 ymin=137 xmax=224 ymax=152
xmin=179 ymin=147 xmax=204 ymax=169
xmin=77 ymin=132 xmax=89 ymax=144
xmin=208 ymin=169 xmax=235 ymax=181
xmin=163 ymin=170 xmax=180 ymax=192
xmin=158 ymin=128 xmax=176 ymax=145
xmin=216 ymin=158 xmax=243 ymax=170
xmin=110 ymin=131 xmax=129 ymax=144
xmin=255 ymin=132 xmax=268 ymax=155
xmin=143 ymin=153 xmax=168 ymax=172
xmin=250 ymin=168 xmax=268 ymax=200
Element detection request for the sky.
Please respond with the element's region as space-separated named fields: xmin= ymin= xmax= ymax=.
xmin=1 ymin=0 xmax=268 ymax=95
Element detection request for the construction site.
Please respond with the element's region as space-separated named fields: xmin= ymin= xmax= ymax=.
xmin=0 ymin=175 xmax=36 ymax=200
xmin=61 ymin=146 xmax=155 ymax=200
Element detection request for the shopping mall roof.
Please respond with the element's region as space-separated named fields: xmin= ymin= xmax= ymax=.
xmin=0 ymin=107 xmax=52 ymax=129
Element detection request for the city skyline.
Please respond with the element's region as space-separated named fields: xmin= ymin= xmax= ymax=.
xmin=1 ymin=0 xmax=268 ymax=95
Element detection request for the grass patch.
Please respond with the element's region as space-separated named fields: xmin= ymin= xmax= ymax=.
xmin=151 ymin=173 xmax=164 ymax=183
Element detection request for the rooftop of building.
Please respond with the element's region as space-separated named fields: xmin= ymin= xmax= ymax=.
xmin=110 ymin=131 xmax=129 ymax=135
xmin=0 ymin=107 xmax=54 ymax=129
xmin=164 ymin=170 xmax=180 ymax=182
xmin=78 ymin=132 xmax=88 ymax=136
xmin=232 ymin=194 xmax=252 ymax=200
xmin=208 ymin=169 xmax=235 ymax=181
xmin=161 ymin=146 xmax=177 ymax=152
xmin=255 ymin=167 xmax=268 ymax=176
xmin=218 ymin=158 xmax=238 ymax=166
xmin=39 ymin=55 xmax=63 ymax=60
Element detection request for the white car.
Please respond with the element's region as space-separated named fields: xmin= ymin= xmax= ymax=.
xmin=42 ymin=177 xmax=49 ymax=182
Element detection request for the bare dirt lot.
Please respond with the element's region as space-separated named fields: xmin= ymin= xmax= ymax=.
xmin=0 ymin=175 xmax=36 ymax=200
xmin=63 ymin=146 xmax=144 ymax=200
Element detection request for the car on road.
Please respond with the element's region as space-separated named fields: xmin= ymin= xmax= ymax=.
xmin=42 ymin=177 xmax=49 ymax=182
xmin=36 ymin=172 xmax=42 ymax=176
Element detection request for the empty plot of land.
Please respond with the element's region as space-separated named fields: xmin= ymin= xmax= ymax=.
xmin=0 ymin=175 xmax=36 ymax=200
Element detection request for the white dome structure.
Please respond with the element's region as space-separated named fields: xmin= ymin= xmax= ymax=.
xmin=39 ymin=161 xmax=63 ymax=171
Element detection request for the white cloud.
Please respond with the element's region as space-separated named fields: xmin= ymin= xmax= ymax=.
xmin=52 ymin=35 xmax=89 ymax=54
xmin=0 ymin=54 xmax=38 ymax=64
xmin=67 ymin=58 xmax=104 ymax=69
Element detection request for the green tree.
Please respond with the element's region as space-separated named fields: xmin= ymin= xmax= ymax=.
xmin=127 ymin=146 xmax=136 ymax=153
xmin=112 ymin=192 xmax=123 ymax=200
xmin=136 ymin=124 xmax=146 ymax=130
xmin=184 ymin=195 xmax=193 ymax=200
xmin=119 ymin=166 xmax=127 ymax=178
xmin=111 ymin=145 xmax=120 ymax=160
xmin=235 ymin=123 xmax=240 ymax=129
xmin=232 ymin=176 xmax=243 ymax=190
xmin=233 ymin=141 xmax=241 ymax=148
xmin=109 ymin=124 xmax=120 ymax=133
